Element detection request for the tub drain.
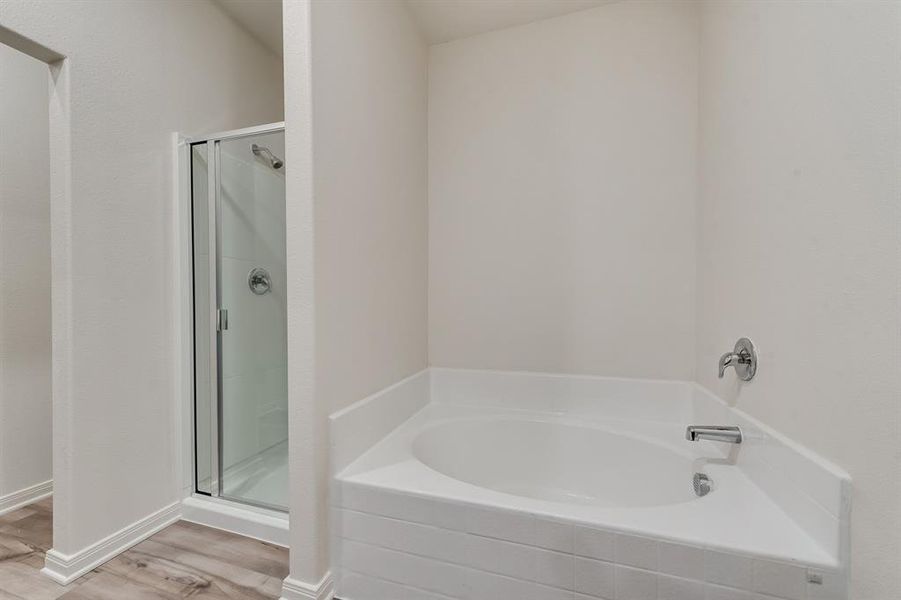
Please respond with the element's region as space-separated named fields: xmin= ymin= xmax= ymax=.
xmin=693 ymin=472 xmax=711 ymax=497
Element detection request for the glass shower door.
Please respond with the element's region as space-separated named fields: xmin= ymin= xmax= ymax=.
xmin=191 ymin=126 xmax=287 ymax=511
xmin=217 ymin=132 xmax=287 ymax=510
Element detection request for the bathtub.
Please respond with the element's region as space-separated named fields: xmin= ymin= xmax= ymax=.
xmin=332 ymin=369 xmax=849 ymax=600
xmin=413 ymin=417 xmax=704 ymax=508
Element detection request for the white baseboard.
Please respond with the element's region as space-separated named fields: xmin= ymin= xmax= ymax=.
xmin=41 ymin=501 xmax=181 ymax=585
xmin=281 ymin=571 xmax=334 ymax=600
xmin=181 ymin=495 xmax=288 ymax=547
xmin=0 ymin=480 xmax=52 ymax=516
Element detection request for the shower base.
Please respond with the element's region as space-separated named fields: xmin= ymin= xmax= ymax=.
xmin=221 ymin=440 xmax=289 ymax=510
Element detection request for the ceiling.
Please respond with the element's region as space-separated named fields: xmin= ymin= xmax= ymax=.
xmin=404 ymin=0 xmax=614 ymax=45
xmin=212 ymin=0 xmax=615 ymax=56
xmin=213 ymin=0 xmax=283 ymax=57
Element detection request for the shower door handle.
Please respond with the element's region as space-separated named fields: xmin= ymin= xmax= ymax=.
xmin=217 ymin=308 xmax=229 ymax=332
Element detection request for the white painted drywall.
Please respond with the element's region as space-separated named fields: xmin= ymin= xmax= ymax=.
xmin=312 ymin=0 xmax=429 ymax=414
xmin=0 ymin=43 xmax=51 ymax=500
xmin=696 ymin=2 xmax=901 ymax=597
xmin=404 ymin=0 xmax=613 ymax=44
xmin=214 ymin=0 xmax=283 ymax=57
xmin=0 ymin=0 xmax=283 ymax=557
xmin=428 ymin=1 xmax=699 ymax=380
xmin=282 ymin=0 xmax=429 ymax=589
xmin=282 ymin=0 xmax=322 ymax=588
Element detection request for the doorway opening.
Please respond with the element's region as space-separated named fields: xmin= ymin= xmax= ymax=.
xmin=0 ymin=38 xmax=53 ymax=518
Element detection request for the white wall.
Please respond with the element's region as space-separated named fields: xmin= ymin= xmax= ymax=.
xmin=696 ymin=2 xmax=901 ymax=598
xmin=0 ymin=43 xmax=51 ymax=500
xmin=0 ymin=0 xmax=283 ymax=557
xmin=282 ymin=0 xmax=429 ymax=589
xmin=428 ymin=1 xmax=699 ymax=380
xmin=283 ymin=0 xmax=321 ymax=587
xmin=312 ymin=0 xmax=429 ymax=414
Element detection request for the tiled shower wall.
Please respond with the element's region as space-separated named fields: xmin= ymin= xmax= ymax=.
xmin=217 ymin=137 xmax=288 ymax=470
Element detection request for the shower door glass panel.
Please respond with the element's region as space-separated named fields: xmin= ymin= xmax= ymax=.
xmin=191 ymin=143 xmax=214 ymax=496
xmin=217 ymin=132 xmax=288 ymax=510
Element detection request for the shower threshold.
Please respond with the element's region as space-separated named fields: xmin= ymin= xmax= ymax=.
xmin=181 ymin=493 xmax=288 ymax=547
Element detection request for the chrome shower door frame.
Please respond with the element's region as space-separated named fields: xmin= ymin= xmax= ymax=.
xmin=186 ymin=121 xmax=285 ymax=504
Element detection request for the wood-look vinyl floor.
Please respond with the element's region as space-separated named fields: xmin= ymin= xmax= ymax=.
xmin=0 ymin=498 xmax=289 ymax=599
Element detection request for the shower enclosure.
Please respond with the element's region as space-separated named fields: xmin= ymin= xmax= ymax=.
xmin=189 ymin=122 xmax=287 ymax=511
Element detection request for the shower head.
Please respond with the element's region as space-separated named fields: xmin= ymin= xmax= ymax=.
xmin=252 ymin=143 xmax=284 ymax=170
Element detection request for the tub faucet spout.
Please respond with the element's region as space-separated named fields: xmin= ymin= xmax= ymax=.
xmin=685 ymin=425 xmax=743 ymax=444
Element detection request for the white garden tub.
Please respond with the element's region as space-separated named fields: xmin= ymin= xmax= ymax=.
xmin=413 ymin=417 xmax=700 ymax=508
xmin=332 ymin=369 xmax=850 ymax=600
